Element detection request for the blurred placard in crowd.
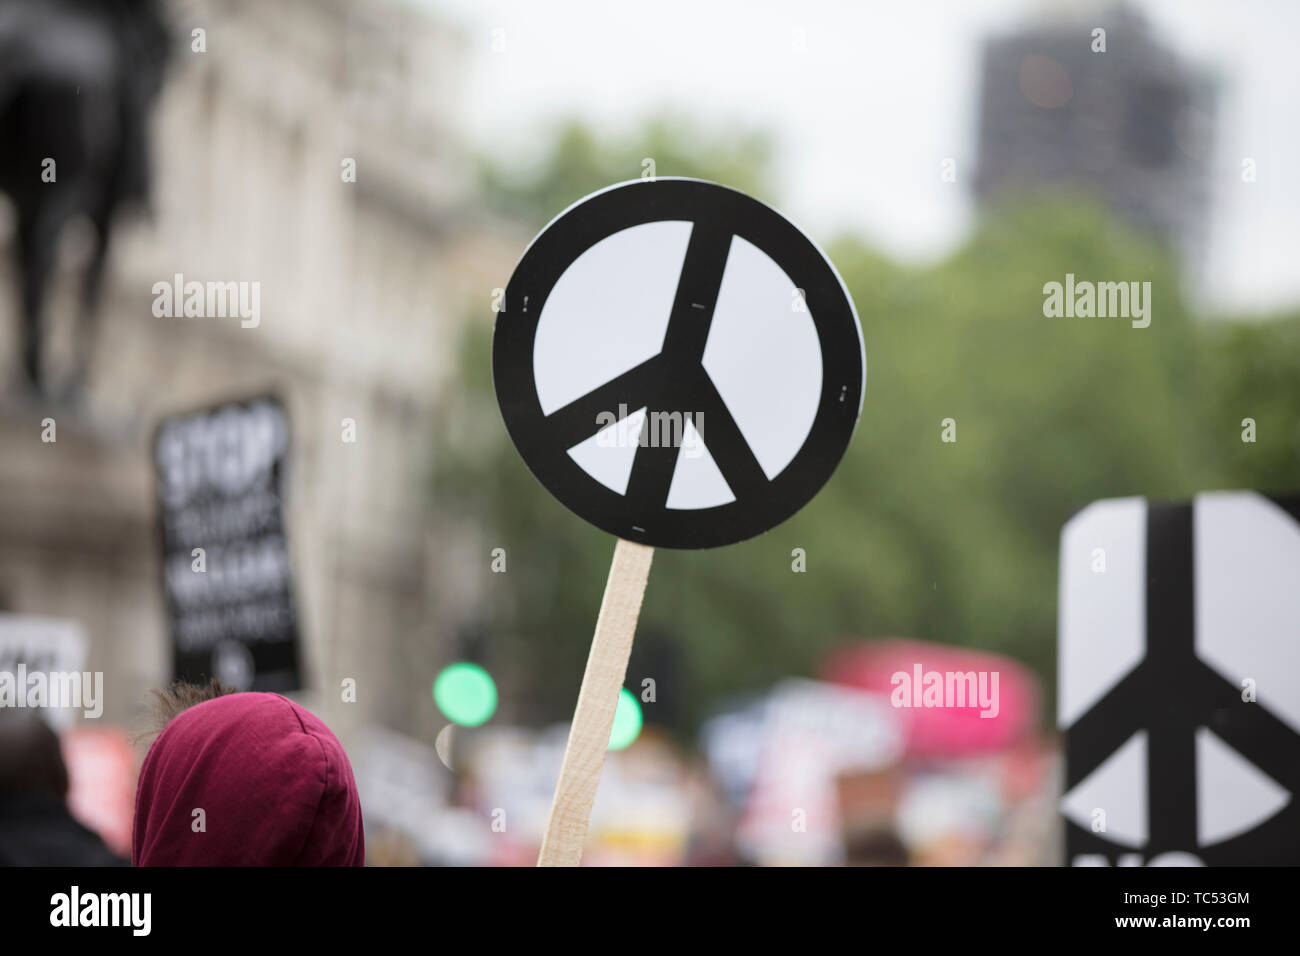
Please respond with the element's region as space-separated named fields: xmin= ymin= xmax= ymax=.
xmin=709 ymin=679 xmax=904 ymax=865
xmin=0 ymin=614 xmax=88 ymax=729
xmin=822 ymin=638 xmax=1041 ymax=757
xmin=350 ymin=726 xmax=460 ymax=865
xmin=61 ymin=727 xmax=136 ymax=858
xmin=154 ymin=397 xmax=302 ymax=691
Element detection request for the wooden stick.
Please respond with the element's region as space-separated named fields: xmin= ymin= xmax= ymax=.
xmin=537 ymin=537 xmax=654 ymax=866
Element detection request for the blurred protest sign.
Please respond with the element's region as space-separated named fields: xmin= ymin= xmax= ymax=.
xmin=700 ymin=693 xmax=770 ymax=808
xmin=61 ymin=726 xmax=135 ymax=857
xmin=493 ymin=179 xmax=864 ymax=865
xmin=154 ymin=396 xmax=302 ymax=691
xmin=1059 ymin=492 xmax=1300 ymax=865
xmin=0 ymin=615 xmax=88 ymax=729
xmin=823 ymin=638 xmax=1041 ymax=757
xmin=699 ymin=679 xmax=903 ymax=865
xmin=350 ymin=726 xmax=464 ymax=865
xmin=456 ymin=724 xmax=694 ymax=866
xmin=585 ymin=729 xmax=692 ymax=866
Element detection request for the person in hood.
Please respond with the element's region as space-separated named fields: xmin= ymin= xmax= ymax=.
xmin=133 ymin=680 xmax=365 ymax=866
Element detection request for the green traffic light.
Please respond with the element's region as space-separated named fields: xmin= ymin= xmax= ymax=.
xmin=433 ymin=662 xmax=498 ymax=727
xmin=608 ymin=687 xmax=643 ymax=750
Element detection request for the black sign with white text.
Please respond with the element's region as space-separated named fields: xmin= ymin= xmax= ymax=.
xmin=154 ymin=396 xmax=302 ymax=691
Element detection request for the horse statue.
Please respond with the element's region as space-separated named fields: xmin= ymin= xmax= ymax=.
xmin=0 ymin=0 xmax=169 ymax=400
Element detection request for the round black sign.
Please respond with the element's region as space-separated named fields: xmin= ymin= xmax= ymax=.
xmin=492 ymin=178 xmax=864 ymax=549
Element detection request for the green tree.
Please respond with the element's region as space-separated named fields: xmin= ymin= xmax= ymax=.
xmin=478 ymin=113 xmax=775 ymax=225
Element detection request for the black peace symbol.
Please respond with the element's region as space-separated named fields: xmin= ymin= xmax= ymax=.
xmin=1066 ymin=501 xmax=1300 ymax=863
xmin=493 ymin=178 xmax=864 ymax=550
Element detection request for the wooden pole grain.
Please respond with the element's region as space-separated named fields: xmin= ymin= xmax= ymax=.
xmin=537 ymin=537 xmax=654 ymax=866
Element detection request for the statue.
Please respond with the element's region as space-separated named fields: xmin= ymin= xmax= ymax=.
xmin=0 ymin=0 xmax=170 ymax=400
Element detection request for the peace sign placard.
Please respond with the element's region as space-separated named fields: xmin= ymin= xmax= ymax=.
xmin=1060 ymin=492 xmax=1300 ymax=866
xmin=493 ymin=178 xmax=865 ymax=549
xmin=491 ymin=179 xmax=864 ymax=866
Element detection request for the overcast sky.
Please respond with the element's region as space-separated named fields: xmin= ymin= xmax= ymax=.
xmin=426 ymin=0 xmax=1300 ymax=316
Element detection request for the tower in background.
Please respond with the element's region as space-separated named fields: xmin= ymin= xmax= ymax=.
xmin=973 ymin=4 xmax=1217 ymax=273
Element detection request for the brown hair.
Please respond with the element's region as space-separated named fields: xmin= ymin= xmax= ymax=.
xmin=145 ymin=677 xmax=237 ymax=739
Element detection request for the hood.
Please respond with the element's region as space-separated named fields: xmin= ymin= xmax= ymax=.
xmin=133 ymin=693 xmax=364 ymax=866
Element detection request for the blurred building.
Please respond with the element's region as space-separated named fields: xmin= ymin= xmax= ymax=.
xmin=0 ymin=0 xmax=516 ymax=740
xmin=973 ymin=4 xmax=1217 ymax=271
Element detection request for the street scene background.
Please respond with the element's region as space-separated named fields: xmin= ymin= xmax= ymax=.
xmin=0 ymin=0 xmax=1296 ymax=865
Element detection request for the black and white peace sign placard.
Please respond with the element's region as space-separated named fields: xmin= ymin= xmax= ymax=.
xmin=492 ymin=179 xmax=865 ymax=549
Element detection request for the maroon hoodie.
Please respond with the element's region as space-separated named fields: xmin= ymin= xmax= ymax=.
xmin=133 ymin=693 xmax=365 ymax=866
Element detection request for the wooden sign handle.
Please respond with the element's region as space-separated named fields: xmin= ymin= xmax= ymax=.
xmin=537 ymin=537 xmax=654 ymax=866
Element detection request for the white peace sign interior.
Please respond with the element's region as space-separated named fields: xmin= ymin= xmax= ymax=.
xmin=532 ymin=220 xmax=823 ymax=510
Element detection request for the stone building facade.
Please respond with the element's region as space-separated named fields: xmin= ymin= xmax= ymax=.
xmin=0 ymin=0 xmax=516 ymax=744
